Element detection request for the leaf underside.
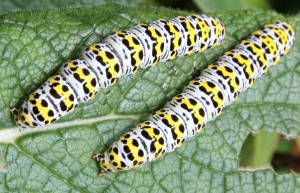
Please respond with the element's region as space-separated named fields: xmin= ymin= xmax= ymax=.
xmin=0 ymin=4 xmax=300 ymax=193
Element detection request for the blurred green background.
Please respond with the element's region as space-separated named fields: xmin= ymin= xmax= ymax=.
xmin=1 ymin=0 xmax=299 ymax=173
xmin=1 ymin=0 xmax=300 ymax=14
xmin=143 ymin=0 xmax=300 ymax=14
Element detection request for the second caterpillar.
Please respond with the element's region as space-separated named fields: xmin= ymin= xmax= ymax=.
xmin=92 ymin=21 xmax=295 ymax=175
xmin=11 ymin=14 xmax=225 ymax=128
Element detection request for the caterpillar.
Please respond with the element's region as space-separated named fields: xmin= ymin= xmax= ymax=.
xmin=10 ymin=14 xmax=225 ymax=128
xmin=92 ymin=21 xmax=295 ymax=176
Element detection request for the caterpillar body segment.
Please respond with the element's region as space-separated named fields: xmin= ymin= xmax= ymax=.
xmin=82 ymin=43 xmax=122 ymax=88
xmin=93 ymin=21 xmax=295 ymax=176
xmin=103 ymin=30 xmax=145 ymax=75
xmin=129 ymin=23 xmax=164 ymax=68
xmin=166 ymin=92 xmax=207 ymax=137
xmin=150 ymin=19 xmax=182 ymax=61
xmin=59 ymin=59 xmax=100 ymax=102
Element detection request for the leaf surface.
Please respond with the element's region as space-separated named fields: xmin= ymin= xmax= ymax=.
xmin=0 ymin=4 xmax=300 ymax=192
xmin=0 ymin=0 xmax=139 ymax=14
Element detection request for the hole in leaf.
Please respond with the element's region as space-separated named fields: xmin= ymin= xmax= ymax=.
xmin=239 ymin=131 xmax=300 ymax=174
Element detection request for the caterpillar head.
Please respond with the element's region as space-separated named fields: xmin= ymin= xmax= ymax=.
xmin=10 ymin=75 xmax=79 ymax=128
xmin=92 ymin=152 xmax=117 ymax=176
xmin=10 ymin=107 xmax=36 ymax=128
xmin=10 ymin=89 xmax=59 ymax=128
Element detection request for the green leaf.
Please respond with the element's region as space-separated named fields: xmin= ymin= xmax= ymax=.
xmin=193 ymin=0 xmax=270 ymax=12
xmin=0 ymin=4 xmax=300 ymax=192
xmin=0 ymin=0 xmax=139 ymax=14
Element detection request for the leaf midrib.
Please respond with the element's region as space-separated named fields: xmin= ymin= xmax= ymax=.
xmin=1 ymin=102 xmax=299 ymax=144
xmin=0 ymin=113 xmax=143 ymax=144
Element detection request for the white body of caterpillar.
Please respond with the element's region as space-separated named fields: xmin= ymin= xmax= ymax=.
xmin=11 ymin=14 xmax=225 ymax=128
